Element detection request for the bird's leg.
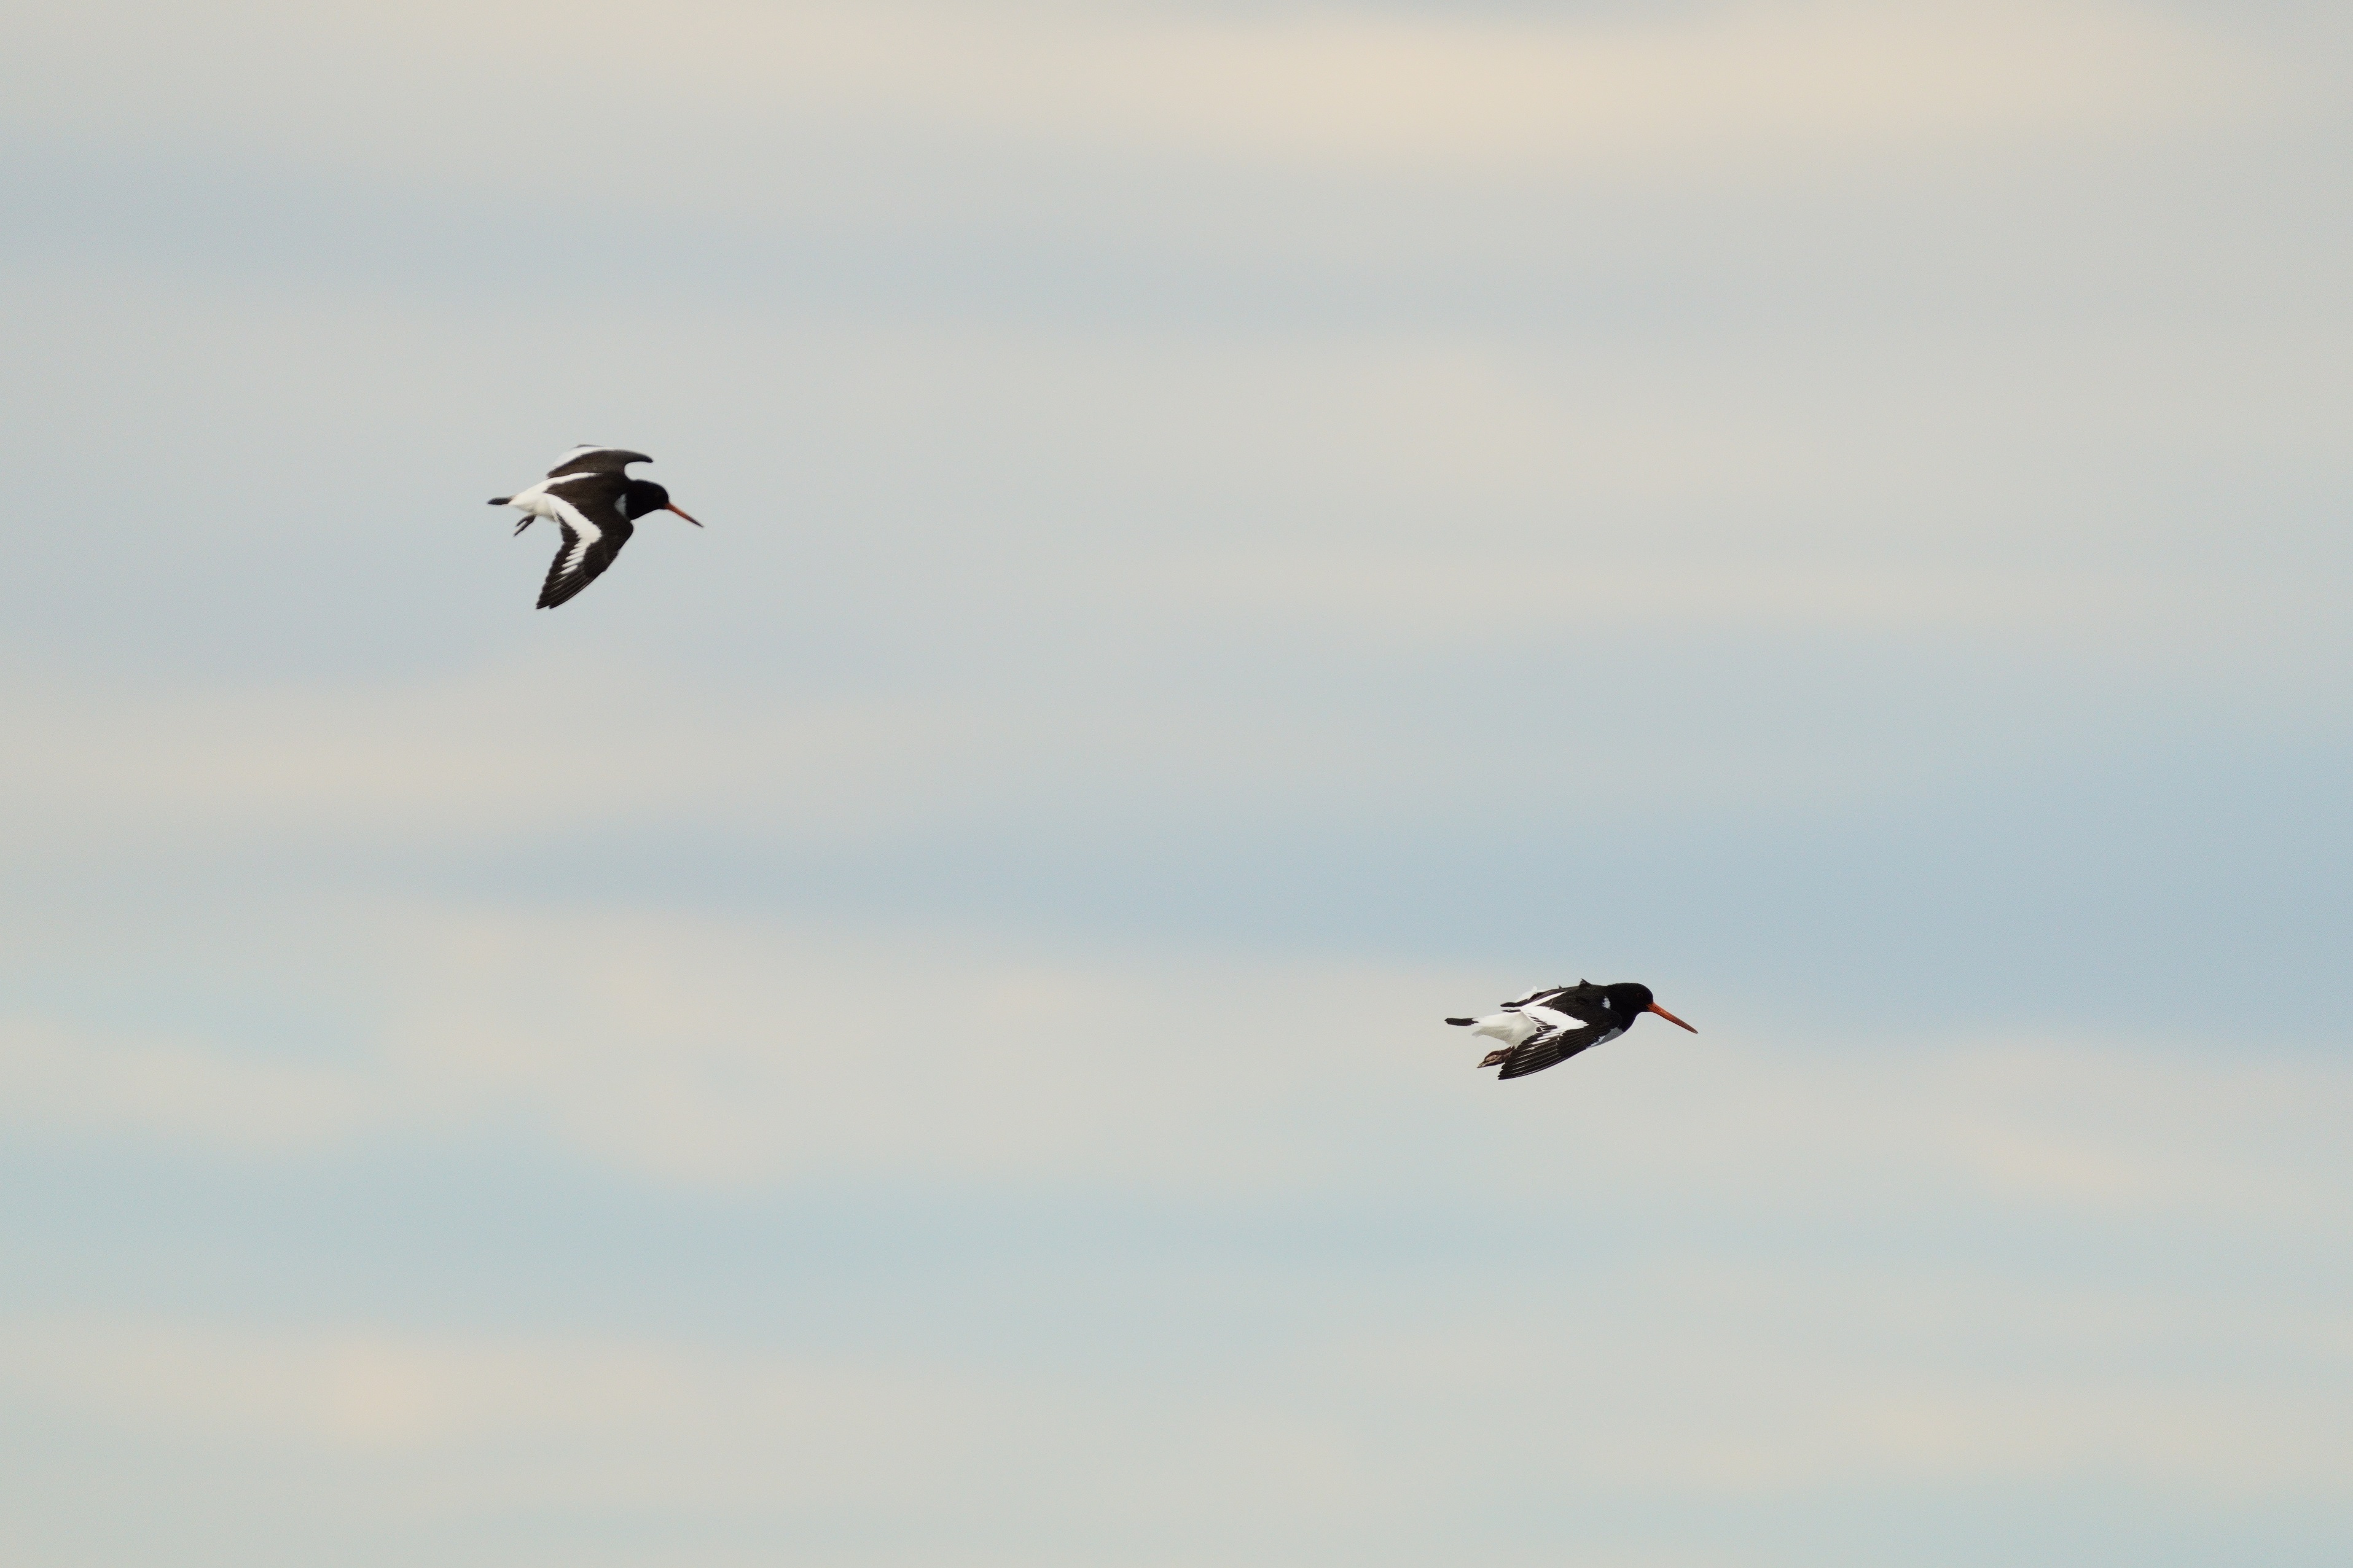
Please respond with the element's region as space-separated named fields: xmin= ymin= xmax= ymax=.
xmin=513 ymin=515 xmax=534 ymax=536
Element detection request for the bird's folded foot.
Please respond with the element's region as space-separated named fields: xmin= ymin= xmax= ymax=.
xmin=513 ymin=517 xmax=534 ymax=535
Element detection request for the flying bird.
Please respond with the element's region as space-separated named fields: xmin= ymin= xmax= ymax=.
xmin=1445 ymin=980 xmax=1696 ymax=1080
xmin=490 ymin=446 xmax=703 ymax=609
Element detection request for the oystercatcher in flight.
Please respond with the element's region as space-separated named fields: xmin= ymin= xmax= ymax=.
xmin=490 ymin=446 xmax=702 ymax=609
xmin=1445 ymin=981 xmax=1696 ymax=1080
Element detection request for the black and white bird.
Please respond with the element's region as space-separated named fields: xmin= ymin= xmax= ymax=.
xmin=1445 ymin=981 xmax=1697 ymax=1080
xmin=490 ymin=446 xmax=703 ymax=609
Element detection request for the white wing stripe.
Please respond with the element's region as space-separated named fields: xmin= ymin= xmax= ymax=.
xmin=541 ymin=494 xmax=606 ymax=582
xmin=554 ymin=530 xmax=592 ymax=579
xmin=545 ymin=494 xmax=604 ymax=546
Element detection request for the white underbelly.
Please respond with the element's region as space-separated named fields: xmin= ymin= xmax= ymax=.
xmin=1470 ymin=1012 xmax=1541 ymax=1047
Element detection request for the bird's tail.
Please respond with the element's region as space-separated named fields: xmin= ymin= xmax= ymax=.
xmin=1443 ymin=1016 xmax=1476 ymax=1026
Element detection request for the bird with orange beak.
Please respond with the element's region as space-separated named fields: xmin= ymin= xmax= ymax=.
xmin=490 ymin=445 xmax=703 ymax=609
xmin=1445 ymin=980 xmax=1696 ymax=1080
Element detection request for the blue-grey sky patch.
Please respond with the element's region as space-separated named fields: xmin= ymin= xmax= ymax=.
xmin=1 ymin=1 xmax=2348 ymax=1564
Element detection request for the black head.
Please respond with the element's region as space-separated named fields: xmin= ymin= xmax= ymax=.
xmin=621 ymin=479 xmax=703 ymax=526
xmin=1602 ymin=982 xmax=1697 ymax=1033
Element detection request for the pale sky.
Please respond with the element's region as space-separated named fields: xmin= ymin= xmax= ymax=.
xmin=2 ymin=2 xmax=2349 ymax=1564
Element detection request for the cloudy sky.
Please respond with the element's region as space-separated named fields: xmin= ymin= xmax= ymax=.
xmin=2 ymin=1 xmax=2349 ymax=1563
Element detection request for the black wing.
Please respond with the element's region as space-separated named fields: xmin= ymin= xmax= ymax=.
xmin=534 ymin=475 xmax=636 ymax=609
xmin=1489 ymin=990 xmax=1623 ymax=1080
xmin=1494 ymin=1018 xmax=1624 ymax=1078
xmin=546 ymin=445 xmax=653 ymax=478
